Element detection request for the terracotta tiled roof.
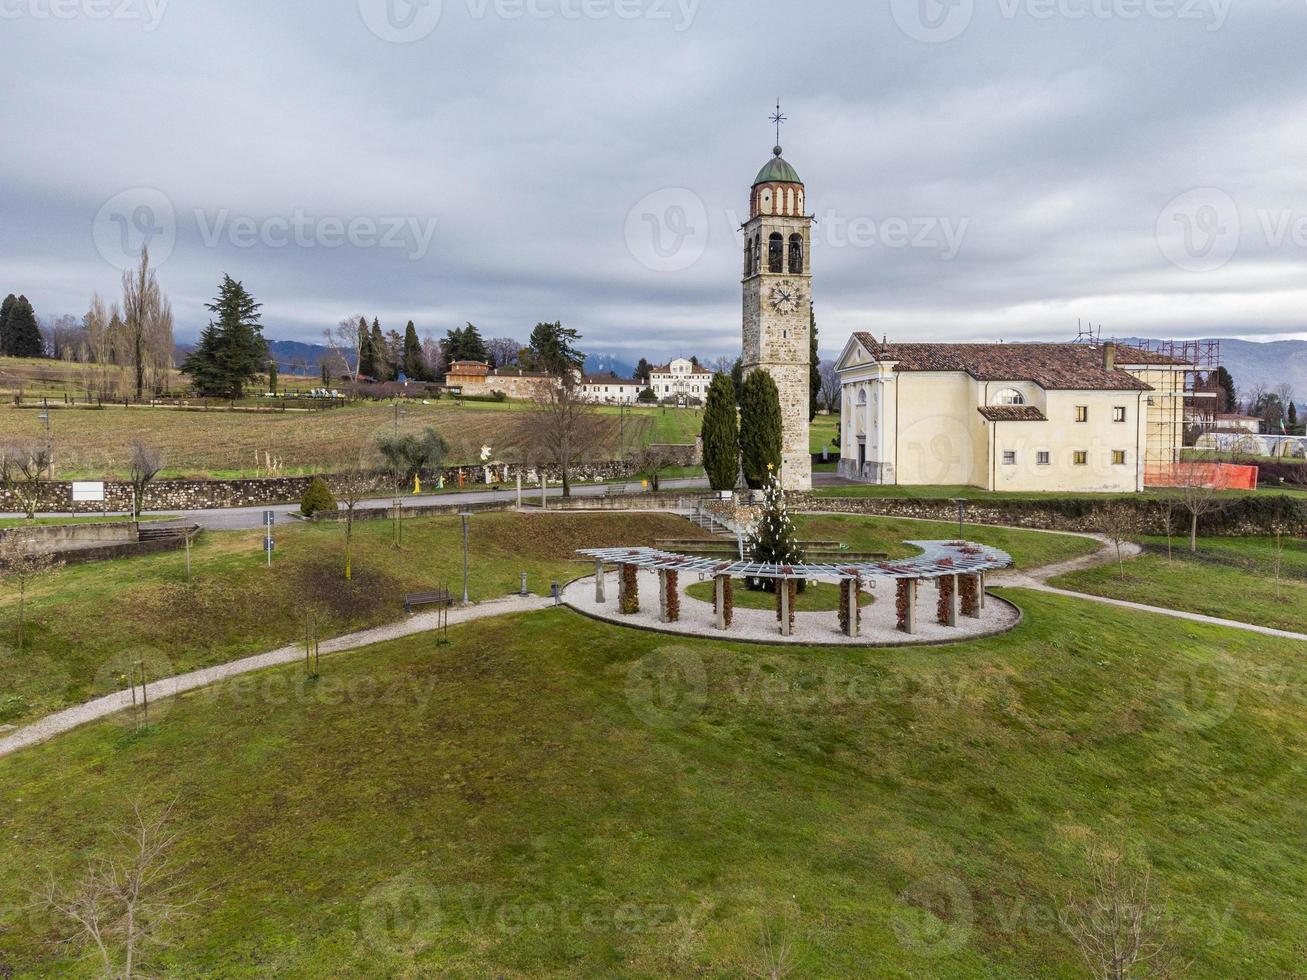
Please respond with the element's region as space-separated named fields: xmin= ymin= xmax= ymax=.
xmin=852 ymin=334 xmax=1152 ymax=391
xmin=977 ymin=405 xmax=1048 ymax=422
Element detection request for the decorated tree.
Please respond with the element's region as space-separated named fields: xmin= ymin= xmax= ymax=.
xmin=743 ymin=467 xmax=806 ymax=593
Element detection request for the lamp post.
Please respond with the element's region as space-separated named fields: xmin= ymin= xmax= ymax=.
xmin=950 ymin=498 xmax=966 ymax=540
xmin=459 ymin=511 xmax=472 ymax=604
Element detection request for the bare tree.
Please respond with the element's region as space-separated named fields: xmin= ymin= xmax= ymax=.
xmin=0 ymin=440 xmax=55 ymax=520
xmin=324 ymin=316 xmax=365 ymax=384
xmin=1094 ymin=500 xmax=1145 ymax=579
xmin=1061 ymin=845 xmax=1187 ymax=980
xmin=818 ymin=359 xmax=841 ymax=414
xmin=711 ymin=355 xmax=734 ymax=375
xmin=329 ymin=463 xmax=385 ymax=580
xmin=1174 ymin=460 xmax=1225 ymax=553
xmin=515 ymin=376 xmax=606 ymax=498
xmin=34 ymin=798 xmax=196 ymax=980
xmin=421 ymin=332 xmax=446 ymax=379
xmin=0 ymin=533 xmax=63 ymax=652
xmin=485 ymin=337 xmax=522 ymax=370
xmin=119 ymin=247 xmax=172 ymax=400
xmin=629 ymin=444 xmax=675 ymax=493
xmin=127 ymin=441 xmax=164 ymax=518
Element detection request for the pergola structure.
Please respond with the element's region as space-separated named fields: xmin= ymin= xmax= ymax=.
xmin=577 ymin=541 xmax=1014 ymax=638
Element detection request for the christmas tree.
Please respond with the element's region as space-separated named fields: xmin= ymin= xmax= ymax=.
xmin=743 ymin=466 xmax=806 ymax=593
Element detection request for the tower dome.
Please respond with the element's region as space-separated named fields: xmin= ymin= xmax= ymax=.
xmin=753 ymin=146 xmax=803 ymax=187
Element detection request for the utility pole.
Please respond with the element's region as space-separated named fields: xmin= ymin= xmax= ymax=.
xmin=459 ymin=511 xmax=472 ymax=604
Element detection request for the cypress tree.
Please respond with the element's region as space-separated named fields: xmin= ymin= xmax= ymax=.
xmin=267 ymin=360 xmax=278 ymax=392
xmin=739 ymin=369 xmax=782 ymax=489
xmin=730 ymin=358 xmax=744 ymax=406
xmin=0 ymin=294 xmax=15 ymax=355
xmin=403 ymin=320 xmax=425 ymax=380
xmin=701 ymin=372 xmax=740 ymax=490
xmin=808 ymin=302 xmax=820 ymax=422
xmin=5 ymin=296 xmax=44 ymax=358
xmin=357 ymin=316 xmax=374 ymax=378
xmin=370 ymin=319 xmax=387 ymax=381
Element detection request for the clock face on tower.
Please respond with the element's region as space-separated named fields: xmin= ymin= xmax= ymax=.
xmin=768 ymin=281 xmax=803 ymax=314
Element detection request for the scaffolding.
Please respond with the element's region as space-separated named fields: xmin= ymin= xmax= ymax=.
xmin=1111 ymin=337 xmax=1222 ymax=476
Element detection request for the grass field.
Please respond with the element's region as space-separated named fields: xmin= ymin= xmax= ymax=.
xmin=0 ymin=401 xmax=711 ymax=479
xmin=1 ymin=594 xmax=1304 ymax=975
xmin=0 ymin=515 xmax=1094 ymax=732
xmin=0 ymin=511 xmax=713 ymax=729
xmin=1052 ymin=535 xmax=1307 ymax=634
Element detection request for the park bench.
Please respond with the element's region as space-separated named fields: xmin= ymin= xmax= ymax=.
xmin=605 ymin=484 xmax=630 ymax=497
xmin=403 ymin=589 xmax=455 ymax=615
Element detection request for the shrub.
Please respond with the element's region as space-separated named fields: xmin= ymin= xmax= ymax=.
xmin=300 ymin=477 xmax=337 ymax=517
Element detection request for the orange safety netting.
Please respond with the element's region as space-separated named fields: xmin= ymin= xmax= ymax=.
xmin=1145 ymin=462 xmax=1258 ymax=490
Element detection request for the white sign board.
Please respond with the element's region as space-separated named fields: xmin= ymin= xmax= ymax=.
xmin=72 ymin=481 xmax=106 ymax=503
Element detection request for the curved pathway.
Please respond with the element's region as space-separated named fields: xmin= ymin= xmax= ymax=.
xmin=0 ymin=594 xmax=551 ymax=760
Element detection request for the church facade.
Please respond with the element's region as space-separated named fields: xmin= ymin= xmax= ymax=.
xmin=741 ymin=144 xmax=813 ymax=491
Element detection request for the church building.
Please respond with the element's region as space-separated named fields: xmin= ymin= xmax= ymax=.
xmin=834 ymin=335 xmax=1192 ymax=493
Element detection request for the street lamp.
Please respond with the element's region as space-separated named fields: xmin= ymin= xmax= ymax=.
xmin=459 ymin=511 xmax=472 ymax=604
xmin=949 ymin=498 xmax=967 ymax=540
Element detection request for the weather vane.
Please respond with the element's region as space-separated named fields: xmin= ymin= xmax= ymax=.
xmin=770 ymin=99 xmax=787 ymax=148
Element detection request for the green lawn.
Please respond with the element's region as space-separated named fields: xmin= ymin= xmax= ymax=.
xmin=1 ymin=594 xmax=1304 ymax=975
xmin=0 ymin=511 xmax=710 ymax=729
xmin=792 ymin=514 xmax=1100 ymax=570
xmin=1052 ymin=535 xmax=1307 ymax=634
xmin=684 ymin=580 xmax=873 ymax=612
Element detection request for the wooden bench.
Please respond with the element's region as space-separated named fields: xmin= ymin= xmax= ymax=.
xmin=404 ymin=589 xmax=455 ymax=615
xmin=605 ymin=484 xmax=630 ymax=497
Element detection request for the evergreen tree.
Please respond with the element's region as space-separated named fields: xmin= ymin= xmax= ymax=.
xmin=1289 ymin=401 xmax=1299 ymax=433
xmin=370 ymin=319 xmax=388 ymax=381
xmin=180 ymin=275 xmax=267 ymax=398
xmin=5 ymin=296 xmax=44 ymax=358
xmin=526 ymin=320 xmax=584 ymax=375
xmin=461 ymin=322 xmax=488 ymax=362
xmin=402 ymin=320 xmax=425 ymax=380
xmin=634 ymin=357 xmax=652 ymax=385
xmin=730 ymin=358 xmax=744 ymax=406
xmin=357 ymin=316 xmax=376 ymax=378
xmin=739 ymin=369 xmax=782 ymax=489
xmin=701 ymin=372 xmax=740 ymax=490
xmin=267 ymin=360 xmax=278 ymax=392
xmin=743 ymin=469 xmax=806 ymax=592
xmin=809 ymin=302 xmax=820 ymax=421
xmin=1215 ymin=366 xmax=1237 ymax=414
xmin=0 ymin=294 xmax=15 ymax=355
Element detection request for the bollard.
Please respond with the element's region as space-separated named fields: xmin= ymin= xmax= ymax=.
xmin=551 ymin=582 xmax=561 ymax=606
xmin=520 ymin=571 xmax=528 ymax=597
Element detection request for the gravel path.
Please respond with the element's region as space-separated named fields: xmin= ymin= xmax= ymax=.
xmin=0 ymin=594 xmax=551 ymax=760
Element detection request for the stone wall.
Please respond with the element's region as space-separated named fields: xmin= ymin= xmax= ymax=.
xmin=0 ymin=520 xmax=138 ymax=553
xmin=0 ymin=455 xmax=700 ymax=514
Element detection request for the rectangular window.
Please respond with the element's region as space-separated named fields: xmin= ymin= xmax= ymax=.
xmin=1002 ymin=451 xmax=1016 ymax=466
xmin=1073 ymin=451 xmax=1088 ymax=466
xmin=1036 ymin=451 xmax=1051 ymax=466
xmin=1113 ymin=406 xmax=1127 ymax=423
xmin=1112 ymin=450 xmax=1127 ymax=466
xmin=1075 ymin=406 xmax=1089 ymax=423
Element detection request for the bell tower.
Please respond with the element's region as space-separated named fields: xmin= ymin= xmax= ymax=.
xmin=741 ymin=105 xmax=813 ymax=491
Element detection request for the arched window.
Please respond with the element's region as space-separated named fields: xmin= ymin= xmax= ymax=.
xmin=752 ymin=236 xmax=761 ymax=275
xmin=788 ymin=234 xmax=804 ymax=274
xmin=768 ymin=233 xmax=784 ymax=273
xmin=744 ymin=239 xmax=754 ymax=277
xmin=994 ymin=388 xmax=1026 ymax=406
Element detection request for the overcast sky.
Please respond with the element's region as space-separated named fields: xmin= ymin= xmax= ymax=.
xmin=2 ymin=0 xmax=1305 ymax=362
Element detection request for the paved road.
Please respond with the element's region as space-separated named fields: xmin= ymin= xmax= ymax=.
xmin=4 ymin=476 xmax=712 ymax=531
